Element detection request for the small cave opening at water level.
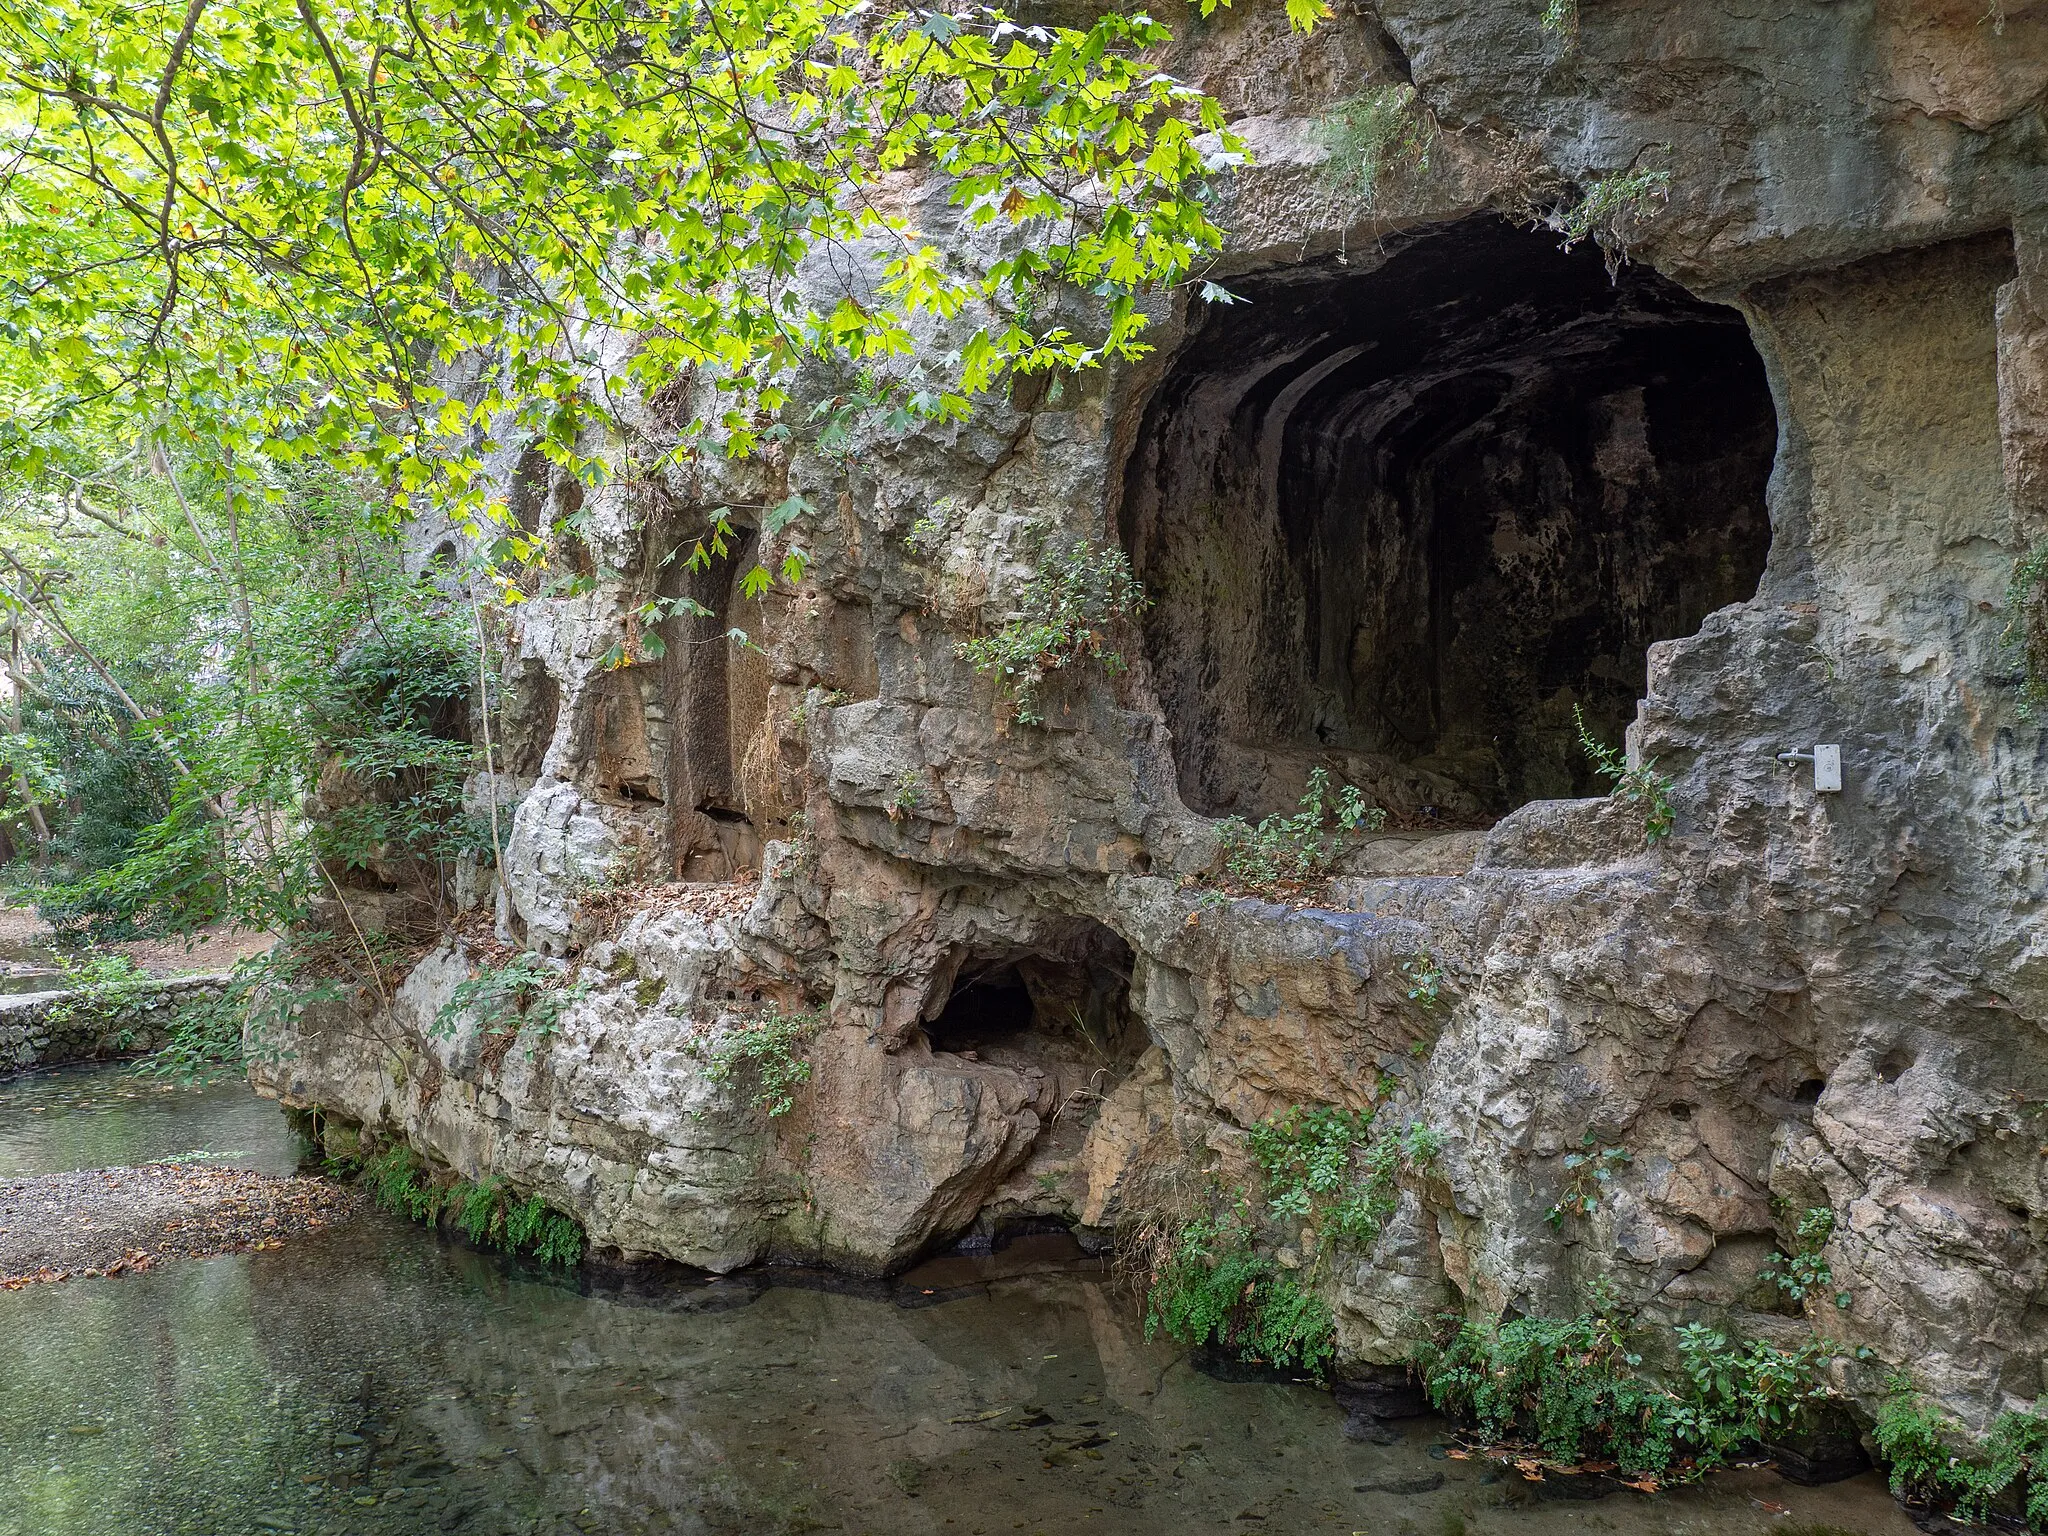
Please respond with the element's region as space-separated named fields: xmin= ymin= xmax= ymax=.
xmin=922 ymin=924 xmax=1142 ymax=1077
xmin=1122 ymin=217 xmax=1777 ymax=823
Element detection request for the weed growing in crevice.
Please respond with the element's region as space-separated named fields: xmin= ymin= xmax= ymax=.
xmin=1211 ymin=768 xmax=1386 ymax=900
xmin=433 ymin=951 xmax=592 ymax=1059
xmin=1875 ymin=1374 xmax=2048 ymax=1530
xmin=1555 ymin=168 xmax=1671 ymax=251
xmin=359 ymin=1144 xmax=584 ymax=1267
xmin=957 ymin=535 xmax=1147 ymax=726
xmin=1544 ymin=1133 xmax=1631 ymax=1227
xmin=1763 ymin=1206 xmax=1851 ymax=1310
xmin=694 ymin=1007 xmax=825 ymax=1118
xmin=1401 ymin=948 xmax=1445 ymax=1013
xmin=887 ymin=770 xmax=922 ymax=821
xmin=1575 ymin=705 xmax=1674 ymax=842
xmin=1419 ymin=1308 xmax=1850 ymax=1483
xmin=1319 ymin=84 xmax=1435 ymax=205
xmin=1539 ymin=0 xmax=1577 ymax=40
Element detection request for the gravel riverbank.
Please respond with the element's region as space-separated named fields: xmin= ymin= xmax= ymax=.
xmin=0 ymin=1162 xmax=362 ymax=1287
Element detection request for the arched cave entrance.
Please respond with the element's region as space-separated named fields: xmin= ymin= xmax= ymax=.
xmin=924 ymin=921 xmax=1143 ymax=1090
xmin=1120 ymin=216 xmax=1778 ymax=822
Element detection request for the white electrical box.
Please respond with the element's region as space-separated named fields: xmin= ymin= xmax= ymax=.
xmin=1813 ymin=744 xmax=1842 ymax=793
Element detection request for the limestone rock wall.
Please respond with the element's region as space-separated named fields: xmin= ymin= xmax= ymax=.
xmin=253 ymin=0 xmax=2048 ymax=1435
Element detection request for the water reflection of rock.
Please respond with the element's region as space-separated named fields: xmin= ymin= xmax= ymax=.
xmin=222 ymin=1225 xmax=1917 ymax=1536
xmin=0 ymin=1070 xmax=1929 ymax=1536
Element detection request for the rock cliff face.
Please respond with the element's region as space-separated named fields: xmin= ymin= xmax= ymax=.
xmin=253 ymin=0 xmax=2048 ymax=1435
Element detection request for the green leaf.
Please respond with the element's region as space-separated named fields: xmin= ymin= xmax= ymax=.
xmin=763 ymin=493 xmax=812 ymax=537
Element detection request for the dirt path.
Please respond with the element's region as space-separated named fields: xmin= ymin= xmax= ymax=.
xmin=0 ymin=1162 xmax=363 ymax=1288
xmin=0 ymin=907 xmax=275 ymax=978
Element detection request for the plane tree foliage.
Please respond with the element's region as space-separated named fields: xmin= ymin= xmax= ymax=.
xmin=1 ymin=0 xmax=1265 ymax=547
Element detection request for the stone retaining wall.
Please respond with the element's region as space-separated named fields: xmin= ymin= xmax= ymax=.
xmin=0 ymin=974 xmax=231 ymax=1076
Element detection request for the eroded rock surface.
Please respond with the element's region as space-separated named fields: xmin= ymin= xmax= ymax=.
xmin=254 ymin=0 xmax=2048 ymax=1438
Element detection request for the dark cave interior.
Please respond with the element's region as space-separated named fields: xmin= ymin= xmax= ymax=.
xmin=1121 ymin=216 xmax=1778 ymax=822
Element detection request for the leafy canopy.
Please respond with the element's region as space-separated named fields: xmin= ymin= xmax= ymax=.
xmin=1 ymin=0 xmax=1279 ymax=569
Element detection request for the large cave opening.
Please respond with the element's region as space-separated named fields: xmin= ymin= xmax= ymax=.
xmin=1121 ymin=216 xmax=1778 ymax=823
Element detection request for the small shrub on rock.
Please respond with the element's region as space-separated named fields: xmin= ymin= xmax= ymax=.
xmin=433 ymin=951 xmax=591 ymax=1057
xmin=1574 ymin=705 xmax=1674 ymax=843
xmin=958 ymin=536 xmax=1146 ymax=726
xmin=1210 ymin=768 xmax=1386 ymax=900
xmin=696 ymin=1006 xmax=825 ymax=1118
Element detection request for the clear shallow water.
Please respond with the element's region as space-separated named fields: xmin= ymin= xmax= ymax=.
xmin=0 ymin=1068 xmax=1919 ymax=1536
xmin=0 ymin=1064 xmax=304 ymax=1179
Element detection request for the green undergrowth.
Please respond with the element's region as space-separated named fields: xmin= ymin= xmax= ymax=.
xmin=360 ymin=1145 xmax=584 ymax=1268
xmin=1418 ymin=1309 xmax=1851 ymax=1484
xmin=1875 ymin=1375 xmax=2048 ymax=1530
xmin=1143 ymin=1103 xmax=1440 ymax=1377
xmin=1145 ymin=1205 xmax=1336 ymax=1375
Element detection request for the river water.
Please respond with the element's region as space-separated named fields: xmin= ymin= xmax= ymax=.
xmin=0 ymin=1064 xmax=1917 ymax=1536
